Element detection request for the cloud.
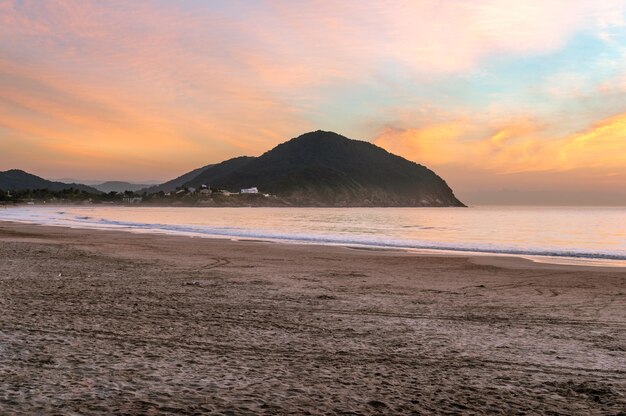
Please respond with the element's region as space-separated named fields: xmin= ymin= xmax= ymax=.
xmin=264 ymin=0 xmax=626 ymax=74
xmin=374 ymin=113 xmax=626 ymax=176
xmin=0 ymin=1 xmax=314 ymax=178
xmin=0 ymin=0 xmax=625 ymax=183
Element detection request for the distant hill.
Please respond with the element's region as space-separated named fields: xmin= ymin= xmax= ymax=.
xmin=0 ymin=169 xmax=100 ymax=193
xmin=93 ymin=181 xmax=152 ymax=193
xmin=52 ymin=178 xmax=104 ymax=186
xmin=180 ymin=131 xmax=464 ymax=207
xmin=140 ymin=163 xmax=215 ymax=194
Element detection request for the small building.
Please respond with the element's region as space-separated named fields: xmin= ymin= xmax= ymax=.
xmin=240 ymin=187 xmax=258 ymax=194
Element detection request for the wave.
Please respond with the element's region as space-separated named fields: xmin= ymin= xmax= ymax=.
xmin=97 ymin=218 xmax=626 ymax=260
xmin=3 ymin=207 xmax=626 ymax=263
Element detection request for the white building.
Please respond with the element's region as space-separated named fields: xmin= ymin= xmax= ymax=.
xmin=240 ymin=187 xmax=258 ymax=194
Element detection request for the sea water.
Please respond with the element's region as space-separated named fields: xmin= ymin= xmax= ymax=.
xmin=1 ymin=206 xmax=625 ymax=266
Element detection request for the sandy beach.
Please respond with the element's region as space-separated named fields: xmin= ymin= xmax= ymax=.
xmin=0 ymin=221 xmax=624 ymax=415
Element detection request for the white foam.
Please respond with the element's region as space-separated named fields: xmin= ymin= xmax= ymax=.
xmin=2 ymin=206 xmax=625 ymax=264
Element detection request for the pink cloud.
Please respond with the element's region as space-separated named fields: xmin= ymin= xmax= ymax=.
xmin=1 ymin=0 xmax=625 ymax=182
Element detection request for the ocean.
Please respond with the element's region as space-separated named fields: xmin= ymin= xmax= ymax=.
xmin=1 ymin=205 xmax=625 ymax=266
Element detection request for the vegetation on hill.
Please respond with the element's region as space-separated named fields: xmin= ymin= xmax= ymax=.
xmin=183 ymin=131 xmax=464 ymax=207
xmin=93 ymin=181 xmax=152 ymax=193
xmin=0 ymin=188 xmax=114 ymax=204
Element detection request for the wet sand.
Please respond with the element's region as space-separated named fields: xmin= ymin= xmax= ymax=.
xmin=0 ymin=221 xmax=624 ymax=415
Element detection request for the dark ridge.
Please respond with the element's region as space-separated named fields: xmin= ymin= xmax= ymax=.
xmin=0 ymin=169 xmax=101 ymax=194
xmin=182 ymin=131 xmax=464 ymax=207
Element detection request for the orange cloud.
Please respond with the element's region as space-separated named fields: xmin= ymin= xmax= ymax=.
xmin=373 ymin=122 xmax=475 ymax=165
xmin=1 ymin=0 xmax=625 ymax=184
xmin=374 ymin=114 xmax=626 ymax=176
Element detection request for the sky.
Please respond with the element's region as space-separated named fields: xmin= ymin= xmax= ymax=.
xmin=1 ymin=0 xmax=626 ymax=205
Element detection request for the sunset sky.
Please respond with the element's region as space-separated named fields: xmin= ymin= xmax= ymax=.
xmin=1 ymin=0 xmax=626 ymax=204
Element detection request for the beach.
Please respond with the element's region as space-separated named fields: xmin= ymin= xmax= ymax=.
xmin=0 ymin=221 xmax=624 ymax=415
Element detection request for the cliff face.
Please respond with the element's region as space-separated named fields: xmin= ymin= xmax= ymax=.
xmin=184 ymin=131 xmax=464 ymax=207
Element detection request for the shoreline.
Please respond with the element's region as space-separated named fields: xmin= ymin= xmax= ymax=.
xmin=1 ymin=200 xmax=468 ymax=208
xmin=1 ymin=218 xmax=625 ymax=272
xmin=1 ymin=220 xmax=625 ymax=413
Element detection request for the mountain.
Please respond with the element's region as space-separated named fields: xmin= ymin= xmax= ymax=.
xmin=177 ymin=156 xmax=255 ymax=189
xmin=0 ymin=169 xmax=100 ymax=193
xmin=93 ymin=181 xmax=152 ymax=193
xmin=140 ymin=163 xmax=215 ymax=194
xmin=183 ymin=131 xmax=464 ymax=207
